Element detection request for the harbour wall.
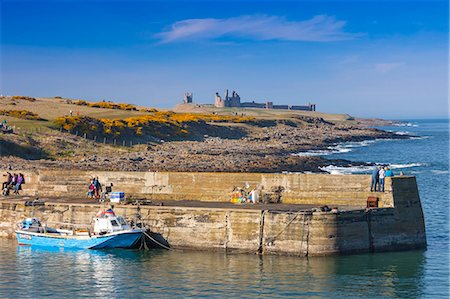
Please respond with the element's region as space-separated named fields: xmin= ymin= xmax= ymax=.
xmin=0 ymin=172 xmax=426 ymax=256
xmin=4 ymin=170 xmax=394 ymax=207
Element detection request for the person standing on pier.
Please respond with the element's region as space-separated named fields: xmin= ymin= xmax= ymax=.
xmin=93 ymin=176 xmax=102 ymax=199
xmin=378 ymin=167 xmax=386 ymax=192
xmin=385 ymin=166 xmax=394 ymax=177
xmin=370 ymin=166 xmax=380 ymax=192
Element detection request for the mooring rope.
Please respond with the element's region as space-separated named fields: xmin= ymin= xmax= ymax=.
xmin=299 ymin=213 xmax=307 ymax=256
xmin=142 ymin=229 xmax=174 ymax=251
xmin=265 ymin=211 xmax=303 ymax=244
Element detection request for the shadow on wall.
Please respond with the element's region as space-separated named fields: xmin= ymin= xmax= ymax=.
xmin=0 ymin=139 xmax=49 ymax=160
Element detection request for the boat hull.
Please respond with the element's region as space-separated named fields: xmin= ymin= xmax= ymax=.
xmin=15 ymin=229 xmax=143 ymax=249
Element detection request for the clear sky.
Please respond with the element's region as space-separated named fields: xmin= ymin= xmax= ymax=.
xmin=1 ymin=0 xmax=448 ymax=118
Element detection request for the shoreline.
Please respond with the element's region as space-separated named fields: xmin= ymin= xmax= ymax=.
xmin=0 ymin=96 xmax=416 ymax=173
xmin=0 ymin=125 xmax=413 ymax=173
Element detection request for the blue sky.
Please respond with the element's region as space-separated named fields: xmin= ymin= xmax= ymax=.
xmin=1 ymin=0 xmax=448 ymax=118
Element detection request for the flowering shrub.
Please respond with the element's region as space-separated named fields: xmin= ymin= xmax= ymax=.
xmin=53 ymin=112 xmax=254 ymax=139
xmin=0 ymin=110 xmax=46 ymax=120
xmin=73 ymin=100 xmax=138 ymax=111
xmin=11 ymin=96 xmax=36 ymax=102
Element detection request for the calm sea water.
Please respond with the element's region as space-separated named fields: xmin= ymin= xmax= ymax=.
xmin=0 ymin=119 xmax=448 ymax=298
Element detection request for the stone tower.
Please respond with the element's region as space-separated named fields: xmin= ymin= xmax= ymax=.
xmin=215 ymin=92 xmax=225 ymax=108
xmin=214 ymin=89 xmax=241 ymax=108
xmin=183 ymin=92 xmax=193 ymax=104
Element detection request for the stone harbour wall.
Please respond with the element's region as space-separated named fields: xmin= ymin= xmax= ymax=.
xmin=0 ymin=173 xmax=426 ymax=256
xmin=4 ymin=170 xmax=394 ymax=207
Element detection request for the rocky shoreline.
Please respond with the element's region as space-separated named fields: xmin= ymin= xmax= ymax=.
xmin=0 ymin=116 xmax=409 ymax=173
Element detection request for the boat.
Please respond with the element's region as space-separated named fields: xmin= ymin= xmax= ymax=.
xmin=15 ymin=209 xmax=144 ymax=249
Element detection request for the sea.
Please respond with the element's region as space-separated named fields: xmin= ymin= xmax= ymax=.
xmin=0 ymin=119 xmax=448 ymax=298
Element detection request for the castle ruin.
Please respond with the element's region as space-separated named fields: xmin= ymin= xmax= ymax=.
xmin=213 ymin=89 xmax=316 ymax=111
xmin=214 ymin=89 xmax=241 ymax=108
xmin=183 ymin=92 xmax=193 ymax=104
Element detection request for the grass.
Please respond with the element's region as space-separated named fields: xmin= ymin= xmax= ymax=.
xmin=1 ymin=116 xmax=52 ymax=131
xmin=173 ymin=103 xmax=352 ymax=122
xmin=1 ymin=96 xmax=353 ymax=124
xmin=0 ymin=95 xmax=356 ymax=142
xmin=0 ymin=97 xmax=147 ymax=121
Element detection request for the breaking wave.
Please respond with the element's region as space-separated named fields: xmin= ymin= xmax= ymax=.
xmin=395 ymin=131 xmax=410 ymax=135
xmin=294 ymin=140 xmax=376 ymax=157
xmin=409 ymin=136 xmax=431 ymax=140
xmin=320 ymin=163 xmax=426 ymax=175
xmin=393 ymin=122 xmax=418 ymax=127
xmin=430 ymin=170 xmax=449 ymax=175
xmin=294 ymin=135 xmax=428 ymax=157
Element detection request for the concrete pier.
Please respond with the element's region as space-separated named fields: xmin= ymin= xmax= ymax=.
xmin=0 ymin=171 xmax=426 ymax=256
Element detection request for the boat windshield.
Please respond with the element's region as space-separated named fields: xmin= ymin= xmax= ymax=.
xmin=117 ymin=217 xmax=127 ymax=225
xmin=111 ymin=220 xmax=119 ymax=227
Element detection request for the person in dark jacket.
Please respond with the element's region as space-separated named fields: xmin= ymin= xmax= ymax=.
xmin=93 ymin=176 xmax=102 ymax=199
xmin=370 ymin=166 xmax=380 ymax=192
xmin=2 ymin=172 xmax=12 ymax=190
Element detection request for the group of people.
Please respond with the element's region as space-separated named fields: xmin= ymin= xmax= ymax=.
xmin=1 ymin=119 xmax=12 ymax=133
xmin=371 ymin=166 xmax=394 ymax=192
xmin=87 ymin=176 xmax=102 ymax=199
xmin=2 ymin=172 xmax=25 ymax=196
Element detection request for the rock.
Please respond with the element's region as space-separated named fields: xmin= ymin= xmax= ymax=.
xmin=130 ymin=157 xmax=144 ymax=162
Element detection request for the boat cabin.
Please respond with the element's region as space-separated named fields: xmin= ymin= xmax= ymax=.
xmin=93 ymin=215 xmax=131 ymax=234
xmin=20 ymin=218 xmax=42 ymax=232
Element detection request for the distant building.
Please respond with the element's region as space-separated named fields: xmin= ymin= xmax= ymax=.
xmin=213 ymin=89 xmax=316 ymax=111
xmin=183 ymin=92 xmax=193 ymax=104
xmin=214 ymin=89 xmax=241 ymax=108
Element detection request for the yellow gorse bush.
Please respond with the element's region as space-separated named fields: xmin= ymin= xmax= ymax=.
xmin=0 ymin=109 xmax=45 ymax=120
xmin=53 ymin=112 xmax=254 ymax=139
xmin=73 ymin=100 xmax=138 ymax=111
xmin=11 ymin=96 xmax=36 ymax=102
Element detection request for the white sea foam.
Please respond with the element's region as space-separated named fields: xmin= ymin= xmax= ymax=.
xmin=320 ymin=163 xmax=426 ymax=175
xmin=393 ymin=122 xmax=418 ymax=127
xmin=319 ymin=165 xmax=374 ymax=174
xmin=389 ymin=163 xmax=426 ymax=169
xmin=395 ymin=131 xmax=410 ymax=135
xmin=294 ymin=135 xmax=427 ymax=157
xmin=430 ymin=170 xmax=449 ymax=175
xmin=409 ymin=136 xmax=430 ymax=140
xmin=294 ymin=140 xmax=376 ymax=157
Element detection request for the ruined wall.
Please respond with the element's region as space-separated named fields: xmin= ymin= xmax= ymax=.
xmin=6 ymin=170 xmax=394 ymax=208
xmin=0 ymin=176 xmax=426 ymax=255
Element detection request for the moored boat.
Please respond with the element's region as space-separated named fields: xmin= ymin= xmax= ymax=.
xmin=15 ymin=209 xmax=143 ymax=249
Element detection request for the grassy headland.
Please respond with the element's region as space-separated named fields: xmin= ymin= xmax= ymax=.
xmin=0 ymin=96 xmax=401 ymax=172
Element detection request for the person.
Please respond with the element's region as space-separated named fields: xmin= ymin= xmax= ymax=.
xmin=87 ymin=184 xmax=95 ymax=198
xmin=101 ymin=183 xmax=114 ymax=200
xmin=370 ymin=166 xmax=380 ymax=192
xmin=93 ymin=176 xmax=102 ymax=199
xmin=2 ymin=172 xmax=13 ymax=196
xmin=87 ymin=179 xmax=95 ymax=198
xmin=13 ymin=173 xmax=24 ymax=195
xmin=11 ymin=173 xmax=17 ymax=189
xmin=385 ymin=166 xmax=394 ymax=177
xmin=378 ymin=167 xmax=386 ymax=192
xmin=2 ymin=172 xmax=12 ymax=190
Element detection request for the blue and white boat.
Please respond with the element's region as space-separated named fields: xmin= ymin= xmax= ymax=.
xmin=15 ymin=210 xmax=143 ymax=249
